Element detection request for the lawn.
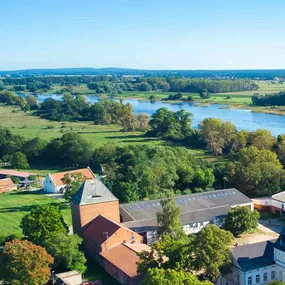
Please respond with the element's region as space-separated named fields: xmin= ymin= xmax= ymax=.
xmin=0 ymin=191 xmax=71 ymax=237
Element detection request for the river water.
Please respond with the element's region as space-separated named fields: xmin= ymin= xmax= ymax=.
xmin=24 ymin=93 xmax=285 ymax=136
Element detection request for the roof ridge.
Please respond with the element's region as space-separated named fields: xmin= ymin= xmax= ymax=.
xmin=123 ymin=204 xmax=231 ymax=224
xmin=120 ymin=188 xmax=240 ymax=207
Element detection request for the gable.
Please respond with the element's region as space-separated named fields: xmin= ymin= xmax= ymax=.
xmin=49 ymin=168 xmax=95 ymax=187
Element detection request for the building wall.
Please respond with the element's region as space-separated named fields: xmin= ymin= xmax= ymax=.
xmin=72 ymin=200 xmax=120 ymax=237
xmin=220 ymin=265 xmax=278 ymax=285
xmin=79 ymin=200 xmax=120 ymax=228
xmin=43 ymin=175 xmax=56 ymax=193
xmin=71 ymin=202 xmax=82 ymax=236
xmin=98 ymin=255 xmax=139 ymax=285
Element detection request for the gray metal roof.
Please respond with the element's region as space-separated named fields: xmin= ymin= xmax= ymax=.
xmin=72 ymin=179 xmax=118 ymax=206
xmin=231 ymin=240 xmax=276 ymax=271
xmin=122 ymin=205 xmax=231 ymax=232
xmin=120 ymin=188 xmax=252 ymax=222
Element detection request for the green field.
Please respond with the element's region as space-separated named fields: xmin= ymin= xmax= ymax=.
xmin=0 ymin=191 xmax=71 ymax=236
xmin=0 ymin=105 xmax=166 ymax=148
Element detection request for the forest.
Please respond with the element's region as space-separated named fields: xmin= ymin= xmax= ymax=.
xmin=252 ymin=91 xmax=285 ymax=106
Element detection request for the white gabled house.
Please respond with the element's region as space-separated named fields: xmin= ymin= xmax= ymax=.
xmin=43 ymin=167 xmax=96 ymax=193
xmin=219 ymin=229 xmax=285 ymax=285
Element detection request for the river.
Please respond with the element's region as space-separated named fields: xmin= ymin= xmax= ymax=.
xmin=22 ymin=93 xmax=285 ymax=136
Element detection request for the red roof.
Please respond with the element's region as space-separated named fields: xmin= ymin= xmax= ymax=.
xmin=84 ymin=215 xmax=121 ymax=245
xmin=0 ymin=169 xmax=36 ymax=178
xmin=100 ymin=242 xmax=151 ymax=278
xmin=0 ymin=178 xmax=14 ymax=187
xmin=49 ymin=168 xmax=95 ymax=187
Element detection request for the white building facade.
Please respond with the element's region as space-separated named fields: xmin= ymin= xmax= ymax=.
xmin=219 ymin=231 xmax=285 ymax=285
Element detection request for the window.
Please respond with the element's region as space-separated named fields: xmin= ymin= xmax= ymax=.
xmin=248 ymin=277 xmax=252 ymax=285
xmin=264 ymin=272 xmax=268 ymax=282
xmin=280 ymin=271 xmax=282 ymax=281
xmin=282 ymin=204 xmax=284 ymax=210
xmin=272 ymin=271 xmax=276 ymax=280
xmin=237 ymin=273 xmax=240 ymax=284
xmin=256 ymin=274 xmax=260 ymax=284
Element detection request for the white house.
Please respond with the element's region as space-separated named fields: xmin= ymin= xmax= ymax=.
xmin=219 ymin=229 xmax=285 ymax=285
xmin=43 ymin=167 xmax=95 ymax=193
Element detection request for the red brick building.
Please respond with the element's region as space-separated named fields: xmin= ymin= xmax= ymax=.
xmin=71 ymin=179 xmax=148 ymax=285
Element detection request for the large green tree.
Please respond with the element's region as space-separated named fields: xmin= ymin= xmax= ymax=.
xmin=227 ymin=146 xmax=285 ymax=196
xmin=193 ymin=225 xmax=234 ymax=282
xmin=137 ymin=234 xmax=191 ymax=274
xmin=142 ymin=268 xmax=212 ymax=285
xmin=200 ymin=118 xmax=237 ymax=155
xmin=2 ymin=239 xmax=53 ymax=285
xmin=10 ymin=152 xmax=29 ymax=169
xmin=156 ymin=192 xmax=186 ymax=239
xmin=44 ymin=232 xmax=86 ymax=273
xmin=20 ymin=205 xmax=68 ymax=245
xmin=149 ymin=108 xmax=193 ymax=140
xmin=224 ymin=206 xmax=260 ymax=236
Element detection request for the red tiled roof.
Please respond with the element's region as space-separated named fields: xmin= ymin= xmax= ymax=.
xmin=0 ymin=178 xmax=14 ymax=187
xmin=84 ymin=215 xmax=121 ymax=245
xmin=0 ymin=170 xmax=36 ymax=178
xmin=100 ymin=242 xmax=151 ymax=278
xmin=49 ymin=168 xmax=95 ymax=187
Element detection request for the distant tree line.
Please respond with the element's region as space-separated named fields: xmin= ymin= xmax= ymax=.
xmin=2 ymin=75 xmax=259 ymax=94
xmin=252 ymin=92 xmax=285 ymax=106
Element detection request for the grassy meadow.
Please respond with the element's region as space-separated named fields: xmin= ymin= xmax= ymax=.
xmin=0 ymin=191 xmax=71 ymax=236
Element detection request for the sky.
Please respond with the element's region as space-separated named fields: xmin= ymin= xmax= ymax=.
xmin=1 ymin=0 xmax=285 ymax=70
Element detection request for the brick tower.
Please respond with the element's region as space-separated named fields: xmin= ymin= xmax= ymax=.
xmin=71 ymin=179 xmax=120 ymax=237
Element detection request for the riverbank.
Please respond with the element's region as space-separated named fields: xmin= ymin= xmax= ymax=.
xmin=219 ymin=104 xmax=285 ymax=116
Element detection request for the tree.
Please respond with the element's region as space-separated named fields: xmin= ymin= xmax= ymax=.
xmin=149 ymin=108 xmax=193 ymax=140
xmin=250 ymin=129 xmax=276 ymax=150
xmin=142 ymin=268 xmax=212 ymax=285
xmin=2 ymin=239 xmax=53 ymax=285
xmin=10 ymin=152 xmax=29 ymax=169
xmin=137 ymin=234 xmax=192 ymax=274
xmin=200 ymin=118 xmax=237 ymax=155
xmin=26 ymin=95 xmax=38 ymax=110
xmin=224 ymin=206 xmax=260 ymax=236
xmin=21 ymin=204 xmax=68 ymax=245
xmin=227 ymin=146 xmax=285 ymax=196
xmin=193 ymin=225 xmax=234 ymax=282
xmin=157 ymin=192 xmax=186 ymax=239
xmin=62 ymin=172 xmax=86 ymax=201
xmin=199 ymin=89 xmax=210 ymax=99
xmin=44 ymin=232 xmax=86 ymax=273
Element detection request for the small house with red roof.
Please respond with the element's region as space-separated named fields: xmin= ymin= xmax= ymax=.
xmin=43 ymin=167 xmax=95 ymax=193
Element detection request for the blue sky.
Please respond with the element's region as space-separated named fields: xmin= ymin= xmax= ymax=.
xmin=1 ymin=0 xmax=285 ymax=70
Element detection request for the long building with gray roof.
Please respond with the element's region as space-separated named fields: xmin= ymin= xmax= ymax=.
xmin=120 ymin=188 xmax=253 ymax=244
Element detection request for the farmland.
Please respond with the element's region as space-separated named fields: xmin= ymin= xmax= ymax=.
xmin=0 ymin=191 xmax=71 ymax=236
